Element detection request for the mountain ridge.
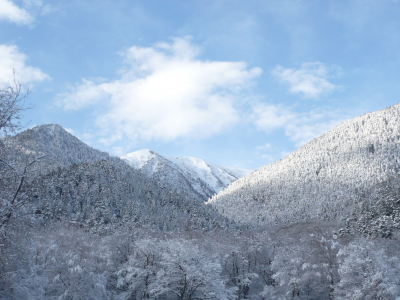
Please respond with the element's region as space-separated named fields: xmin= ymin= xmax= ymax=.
xmin=121 ymin=149 xmax=252 ymax=200
xmin=207 ymin=103 xmax=400 ymax=225
xmin=7 ymin=124 xmax=116 ymax=168
xmin=3 ymin=124 xmax=243 ymax=232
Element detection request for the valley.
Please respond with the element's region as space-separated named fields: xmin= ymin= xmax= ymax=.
xmin=2 ymin=105 xmax=400 ymax=299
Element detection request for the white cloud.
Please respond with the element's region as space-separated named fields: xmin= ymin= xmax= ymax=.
xmin=23 ymin=0 xmax=54 ymax=16
xmin=272 ymin=62 xmax=338 ymax=99
xmin=252 ymin=103 xmax=295 ymax=132
xmin=255 ymin=143 xmax=275 ymax=164
xmin=63 ymin=127 xmax=74 ymax=135
xmin=0 ymin=0 xmax=32 ymax=25
xmin=59 ymin=38 xmax=262 ymax=143
xmin=57 ymin=79 xmax=107 ymax=110
xmin=253 ymin=103 xmax=344 ymax=146
xmin=23 ymin=0 xmax=42 ymax=6
xmin=0 ymin=44 xmax=49 ymax=85
xmin=39 ymin=4 xmax=52 ymax=15
xmin=284 ymin=119 xmax=343 ymax=146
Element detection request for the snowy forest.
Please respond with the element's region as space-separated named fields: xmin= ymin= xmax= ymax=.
xmin=208 ymin=102 xmax=400 ymax=226
xmin=2 ymin=80 xmax=400 ymax=299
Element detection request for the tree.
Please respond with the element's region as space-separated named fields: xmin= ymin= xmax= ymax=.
xmin=6 ymin=224 xmax=111 ymax=299
xmin=116 ymin=238 xmax=235 ymax=300
xmin=116 ymin=238 xmax=158 ymax=299
xmin=262 ymin=230 xmax=340 ymax=300
xmin=0 ymin=70 xmax=30 ymax=136
xmin=223 ymin=250 xmax=259 ymax=299
xmin=149 ymin=239 xmax=234 ymax=300
xmin=0 ymin=73 xmax=44 ymax=230
xmin=335 ymin=239 xmax=400 ymax=300
xmin=0 ymin=72 xmax=45 ymax=298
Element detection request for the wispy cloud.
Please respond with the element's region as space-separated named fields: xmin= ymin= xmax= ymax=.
xmin=252 ymin=103 xmax=295 ymax=132
xmin=255 ymin=143 xmax=272 ymax=151
xmin=0 ymin=0 xmax=32 ymax=25
xmin=0 ymin=44 xmax=49 ymax=84
xmin=58 ymin=37 xmax=262 ymax=144
xmin=272 ymin=62 xmax=339 ymax=99
xmin=58 ymin=79 xmax=108 ymax=110
xmin=252 ymin=103 xmax=344 ymax=146
xmin=23 ymin=0 xmax=54 ymax=16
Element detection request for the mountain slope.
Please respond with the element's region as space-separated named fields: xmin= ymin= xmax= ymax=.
xmin=28 ymin=160 xmax=232 ymax=233
xmin=8 ymin=124 xmax=115 ymax=167
xmin=207 ymin=103 xmax=400 ymax=226
xmin=3 ymin=125 xmax=236 ymax=232
xmin=121 ymin=149 xmax=252 ymax=200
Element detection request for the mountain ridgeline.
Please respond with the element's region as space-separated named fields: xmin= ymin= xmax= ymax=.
xmin=121 ymin=149 xmax=252 ymax=200
xmin=8 ymin=124 xmax=238 ymax=232
xmin=207 ymin=103 xmax=400 ymax=226
xmin=11 ymin=100 xmax=400 ymax=233
xmin=8 ymin=124 xmax=117 ymax=168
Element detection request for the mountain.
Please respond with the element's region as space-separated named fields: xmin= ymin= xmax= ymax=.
xmin=207 ymin=103 xmax=400 ymax=226
xmin=3 ymin=124 xmax=236 ymax=232
xmin=121 ymin=149 xmax=252 ymax=200
xmin=7 ymin=124 xmax=116 ymax=168
xmin=29 ymin=159 xmax=231 ymax=233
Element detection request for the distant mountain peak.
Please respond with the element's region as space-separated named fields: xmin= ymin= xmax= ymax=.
xmin=11 ymin=123 xmax=114 ymax=167
xmin=122 ymin=149 xmax=157 ymax=168
xmin=121 ymin=149 xmax=252 ymax=199
xmin=30 ymin=124 xmax=68 ymax=135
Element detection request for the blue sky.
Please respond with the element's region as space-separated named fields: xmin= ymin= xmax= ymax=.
xmin=1 ymin=0 xmax=400 ymax=169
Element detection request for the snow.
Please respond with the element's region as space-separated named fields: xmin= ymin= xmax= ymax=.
xmin=207 ymin=102 xmax=400 ymax=226
xmin=121 ymin=149 xmax=155 ymax=169
xmin=166 ymin=156 xmax=252 ymax=194
xmin=121 ymin=150 xmax=253 ymax=198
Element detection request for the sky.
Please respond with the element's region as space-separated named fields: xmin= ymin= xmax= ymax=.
xmin=1 ymin=0 xmax=400 ymax=169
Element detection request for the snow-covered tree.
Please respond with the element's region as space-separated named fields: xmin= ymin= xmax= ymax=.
xmin=0 ymin=74 xmax=41 ymax=229
xmin=150 ymin=238 xmax=234 ymax=300
xmin=116 ymin=238 xmax=159 ymax=299
xmin=335 ymin=239 xmax=400 ymax=300
xmin=115 ymin=237 xmax=235 ymax=300
xmin=223 ymin=250 xmax=259 ymax=299
xmin=262 ymin=228 xmax=340 ymax=300
xmin=207 ymin=102 xmax=400 ymax=227
xmin=11 ymin=225 xmax=111 ymax=299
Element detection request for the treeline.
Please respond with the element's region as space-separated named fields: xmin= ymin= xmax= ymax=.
xmin=10 ymin=124 xmax=116 ymax=167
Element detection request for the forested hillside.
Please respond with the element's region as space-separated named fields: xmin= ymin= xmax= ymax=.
xmin=2 ymin=125 xmax=235 ymax=233
xmin=208 ymin=103 xmax=400 ymax=225
xmin=28 ymin=159 xmax=232 ymax=233
xmin=7 ymin=124 xmax=116 ymax=167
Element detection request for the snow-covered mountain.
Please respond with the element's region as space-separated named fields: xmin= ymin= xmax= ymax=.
xmin=30 ymin=159 xmax=233 ymax=233
xmin=5 ymin=125 xmax=234 ymax=232
xmin=207 ymin=103 xmax=400 ymax=226
xmin=121 ymin=149 xmax=252 ymax=200
xmin=7 ymin=124 xmax=115 ymax=168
